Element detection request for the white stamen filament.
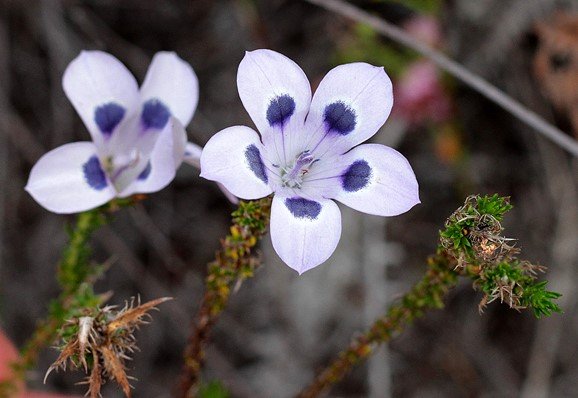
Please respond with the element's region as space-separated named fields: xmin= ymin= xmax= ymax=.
xmin=281 ymin=150 xmax=317 ymax=188
xmin=106 ymin=149 xmax=141 ymax=182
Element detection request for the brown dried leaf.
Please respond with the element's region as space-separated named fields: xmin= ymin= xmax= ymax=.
xmin=88 ymin=349 xmax=102 ymax=398
xmin=107 ymin=297 xmax=172 ymax=333
xmin=44 ymin=339 xmax=79 ymax=383
xmin=102 ymin=345 xmax=131 ymax=398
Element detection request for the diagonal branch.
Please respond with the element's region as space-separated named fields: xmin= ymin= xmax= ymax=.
xmin=304 ymin=0 xmax=578 ymax=157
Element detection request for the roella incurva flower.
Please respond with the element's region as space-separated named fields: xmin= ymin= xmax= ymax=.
xmin=201 ymin=49 xmax=420 ymax=274
xmin=26 ymin=51 xmax=202 ymax=213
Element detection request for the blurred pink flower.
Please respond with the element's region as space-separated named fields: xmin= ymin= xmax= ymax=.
xmin=0 ymin=329 xmax=78 ymax=398
xmin=394 ymin=60 xmax=452 ymax=125
xmin=403 ymin=15 xmax=442 ymax=47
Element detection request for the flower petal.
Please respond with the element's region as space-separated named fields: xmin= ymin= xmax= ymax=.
xmin=139 ymin=52 xmax=199 ymax=127
xmin=200 ymin=126 xmax=272 ymax=200
xmin=25 ymin=142 xmax=116 ymax=214
xmin=324 ymin=144 xmax=420 ymax=216
xmin=104 ymin=95 xmax=178 ymax=192
xmin=270 ymin=194 xmax=341 ymax=274
xmin=237 ymin=50 xmax=312 ymax=163
xmin=62 ymin=51 xmax=139 ymax=149
xmin=119 ymin=117 xmax=187 ymax=197
xmin=304 ymin=63 xmax=393 ymax=157
xmin=183 ymin=142 xmax=239 ymax=204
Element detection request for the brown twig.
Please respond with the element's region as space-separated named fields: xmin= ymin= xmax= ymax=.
xmin=304 ymin=0 xmax=578 ymax=157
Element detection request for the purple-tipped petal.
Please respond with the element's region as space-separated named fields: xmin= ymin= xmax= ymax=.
xmin=139 ymin=52 xmax=199 ymax=127
xmin=200 ymin=126 xmax=272 ymax=200
xmin=270 ymin=194 xmax=342 ymax=274
xmin=25 ymin=142 xmax=116 ymax=214
xmin=237 ymin=50 xmax=312 ymax=162
xmin=119 ymin=117 xmax=187 ymax=197
xmin=331 ymin=144 xmax=419 ymax=216
xmin=304 ymin=63 xmax=393 ymax=157
xmin=62 ymin=51 xmax=139 ymax=149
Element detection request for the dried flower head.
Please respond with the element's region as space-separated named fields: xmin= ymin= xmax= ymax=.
xmin=45 ymin=297 xmax=172 ymax=398
xmin=439 ymin=194 xmax=561 ymax=317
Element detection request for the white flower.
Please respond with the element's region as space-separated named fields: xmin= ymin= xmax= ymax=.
xmin=26 ymin=50 xmax=200 ymax=213
xmin=201 ymin=49 xmax=420 ymax=274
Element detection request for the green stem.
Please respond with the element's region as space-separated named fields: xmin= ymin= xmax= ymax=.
xmin=58 ymin=209 xmax=106 ymax=295
xmin=19 ymin=208 xmax=107 ymax=372
xmin=179 ymin=197 xmax=272 ymax=398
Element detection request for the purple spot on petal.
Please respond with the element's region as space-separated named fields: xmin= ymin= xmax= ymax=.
xmin=342 ymin=160 xmax=371 ymax=192
xmin=82 ymin=156 xmax=107 ymax=190
xmin=141 ymin=98 xmax=170 ymax=130
xmin=94 ymin=103 xmax=125 ymax=137
xmin=285 ymin=197 xmax=321 ymax=219
xmin=245 ymin=144 xmax=268 ymax=183
xmin=137 ymin=162 xmax=152 ymax=181
xmin=324 ymin=101 xmax=356 ymax=135
xmin=266 ymin=94 xmax=295 ymax=127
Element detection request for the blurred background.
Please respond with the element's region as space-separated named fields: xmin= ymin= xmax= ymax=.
xmin=1 ymin=0 xmax=577 ymax=397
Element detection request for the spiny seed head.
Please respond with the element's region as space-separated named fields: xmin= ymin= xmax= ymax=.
xmin=45 ymin=296 xmax=172 ymax=398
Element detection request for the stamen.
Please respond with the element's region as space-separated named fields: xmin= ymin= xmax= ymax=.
xmin=109 ymin=149 xmax=141 ymax=182
xmin=281 ymin=151 xmax=317 ymax=188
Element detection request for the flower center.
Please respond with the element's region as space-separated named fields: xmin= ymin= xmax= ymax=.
xmin=102 ymin=149 xmax=141 ymax=183
xmin=280 ymin=150 xmax=317 ymax=189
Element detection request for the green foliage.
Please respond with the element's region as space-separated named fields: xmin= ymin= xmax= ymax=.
xmin=475 ymin=194 xmax=513 ymax=221
xmin=232 ymin=198 xmax=271 ymax=233
xmin=58 ymin=209 xmax=106 ymax=295
xmin=522 ymin=281 xmax=562 ymax=318
xmin=389 ymin=0 xmax=442 ymax=14
xmin=440 ymin=194 xmax=512 ymax=257
xmin=478 ymin=261 xmax=528 ymax=292
xmin=334 ymin=23 xmax=413 ymax=78
xmin=198 ymin=381 xmax=230 ymax=398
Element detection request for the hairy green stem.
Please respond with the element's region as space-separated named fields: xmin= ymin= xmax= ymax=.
xmin=19 ymin=208 xmax=106 ymax=372
xmin=297 ymin=253 xmax=458 ymax=398
xmin=179 ymin=197 xmax=272 ymax=398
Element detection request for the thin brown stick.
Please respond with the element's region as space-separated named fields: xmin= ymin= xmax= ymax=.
xmin=304 ymin=0 xmax=578 ymax=157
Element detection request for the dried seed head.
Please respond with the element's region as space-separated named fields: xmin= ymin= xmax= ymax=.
xmin=45 ymin=296 xmax=172 ymax=398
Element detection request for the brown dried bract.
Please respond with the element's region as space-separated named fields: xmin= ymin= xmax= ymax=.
xmin=44 ymin=297 xmax=172 ymax=398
